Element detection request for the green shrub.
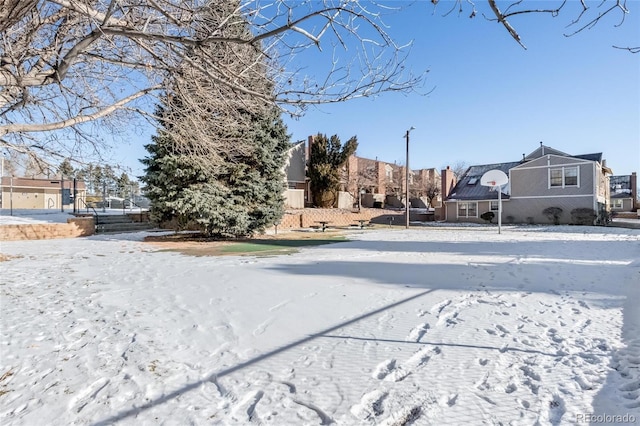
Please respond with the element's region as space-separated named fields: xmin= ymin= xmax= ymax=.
xmin=542 ymin=207 xmax=563 ymax=225
xmin=571 ymin=208 xmax=596 ymax=225
xmin=480 ymin=211 xmax=495 ymax=223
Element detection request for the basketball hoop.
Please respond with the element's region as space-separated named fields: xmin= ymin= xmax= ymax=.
xmin=480 ymin=170 xmax=510 ymax=235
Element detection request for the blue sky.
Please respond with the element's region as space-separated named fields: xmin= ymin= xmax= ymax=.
xmin=123 ymin=1 xmax=639 ymax=178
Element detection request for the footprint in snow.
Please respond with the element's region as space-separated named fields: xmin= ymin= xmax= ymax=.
xmin=621 ymin=389 xmax=639 ymax=400
xmin=385 ymin=347 xmax=441 ymax=382
xmin=578 ymin=300 xmax=589 ymax=309
xmin=292 ymin=399 xmax=333 ymax=425
xmin=372 ymin=359 xmax=396 ymax=380
xmin=231 ymin=390 xmax=264 ymax=422
xmin=430 ymin=299 xmax=451 ymax=317
xmin=495 ymin=324 xmax=510 ymax=335
xmin=406 ymin=323 xmax=429 ymax=342
xmin=619 ymin=380 xmax=640 ymax=392
xmin=446 ymin=393 xmax=458 ymax=406
xmin=379 ymin=406 xmax=422 ymax=426
xmin=505 ymin=383 xmax=517 ymax=394
xmin=573 ymin=374 xmax=593 ymax=390
xmin=350 ymin=389 xmax=388 ymax=420
xmin=548 ymin=394 xmax=566 ymax=425
xmin=69 ymin=377 xmax=110 ymax=413
xmin=517 ymin=398 xmax=530 ymax=409
xmin=252 ymin=318 xmax=274 ymax=336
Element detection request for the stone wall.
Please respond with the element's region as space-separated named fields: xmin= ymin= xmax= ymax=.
xmin=0 ymin=217 xmax=95 ymax=241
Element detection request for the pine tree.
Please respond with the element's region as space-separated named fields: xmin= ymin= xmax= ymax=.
xmin=308 ymin=134 xmax=358 ymax=207
xmin=140 ymin=103 xmax=204 ymax=228
xmin=142 ymin=104 xmax=289 ymax=237
xmin=57 ymin=158 xmax=75 ymax=178
xmin=116 ymin=172 xmax=132 ymax=198
xmin=141 ymin=5 xmax=291 ymax=239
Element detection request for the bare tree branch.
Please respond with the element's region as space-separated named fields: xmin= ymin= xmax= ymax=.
xmin=613 ymin=45 xmax=640 ymax=53
xmin=486 ymin=0 xmax=528 ymax=49
xmin=0 ymin=0 xmax=422 ymax=164
xmin=1 ymin=0 xmax=635 ymax=166
xmin=0 ymin=85 xmax=161 ymax=135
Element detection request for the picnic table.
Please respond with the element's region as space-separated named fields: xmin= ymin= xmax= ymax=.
xmin=315 ymin=221 xmax=331 ymax=232
xmin=354 ymin=219 xmax=369 ymax=229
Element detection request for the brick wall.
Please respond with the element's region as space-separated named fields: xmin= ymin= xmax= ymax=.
xmin=0 ymin=217 xmax=95 ymax=241
xmin=274 ymin=208 xmax=405 ymax=229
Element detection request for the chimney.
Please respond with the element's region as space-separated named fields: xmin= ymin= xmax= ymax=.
xmin=306 ymin=135 xmax=314 ymax=161
xmin=441 ymin=166 xmax=456 ymax=200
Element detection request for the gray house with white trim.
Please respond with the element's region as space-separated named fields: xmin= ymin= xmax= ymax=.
xmin=443 ymin=144 xmax=612 ymax=225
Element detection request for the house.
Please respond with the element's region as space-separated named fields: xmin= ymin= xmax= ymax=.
xmin=609 ymin=173 xmax=638 ymax=213
xmin=285 ymin=135 xmax=441 ymax=209
xmin=443 ymin=144 xmax=613 ymax=225
xmin=442 ymin=161 xmax=521 ymax=222
xmin=0 ymin=176 xmax=87 ymax=211
xmin=282 ymin=140 xmax=308 ymax=208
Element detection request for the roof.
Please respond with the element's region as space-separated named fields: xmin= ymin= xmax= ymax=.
xmin=1 ymin=177 xmax=87 ymax=190
xmin=524 ymin=145 xmax=569 ymax=161
xmin=447 ymin=161 xmax=522 ymax=201
xmin=573 ymin=153 xmax=603 ymax=162
xmin=525 ymin=144 xmax=603 ymax=165
xmin=447 ymin=144 xmax=610 ymax=202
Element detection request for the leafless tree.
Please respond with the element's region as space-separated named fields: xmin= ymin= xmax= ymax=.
xmin=450 ymin=161 xmax=469 ymax=180
xmin=0 ymin=0 xmax=421 ymax=167
xmin=342 ymin=160 xmax=378 ymax=210
xmin=424 ymin=181 xmax=441 ymax=209
xmin=437 ymin=0 xmax=636 ymax=51
xmin=1 ymin=0 xmax=635 ymax=170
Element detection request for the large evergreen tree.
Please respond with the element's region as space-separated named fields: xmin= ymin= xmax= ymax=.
xmin=142 ymin=104 xmax=289 ymax=237
xmin=141 ymin=3 xmax=290 ymax=237
xmin=308 ymin=134 xmax=358 ymax=208
xmin=57 ymin=159 xmax=75 ymax=178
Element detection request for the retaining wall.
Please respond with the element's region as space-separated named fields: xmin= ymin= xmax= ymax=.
xmin=0 ymin=217 xmax=95 ymax=241
xmin=276 ymin=208 xmax=406 ymax=229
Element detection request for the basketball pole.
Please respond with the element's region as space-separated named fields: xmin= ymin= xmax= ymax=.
xmin=498 ymin=185 xmax=502 ymax=234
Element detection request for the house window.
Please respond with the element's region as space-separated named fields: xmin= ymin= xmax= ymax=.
xmin=612 ymin=199 xmax=623 ymax=209
xmin=458 ymin=202 xmax=477 ymax=218
xmin=550 ymin=169 xmax=563 ymax=187
xmin=490 ymin=201 xmax=499 ymax=211
xmin=549 ymin=166 xmax=579 ymax=188
xmin=564 ymin=167 xmax=578 ymax=186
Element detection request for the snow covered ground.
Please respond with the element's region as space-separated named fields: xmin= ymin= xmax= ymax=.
xmin=1 ymin=225 xmax=639 ymax=425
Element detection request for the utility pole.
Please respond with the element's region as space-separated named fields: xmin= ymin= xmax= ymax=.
xmin=405 ymin=127 xmax=415 ymax=229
